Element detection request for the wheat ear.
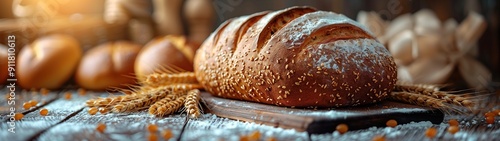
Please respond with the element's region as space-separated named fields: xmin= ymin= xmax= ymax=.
xmin=112 ymin=86 xmax=172 ymax=112
xmin=394 ymin=84 xmax=474 ymax=107
xmin=389 ymin=92 xmax=448 ymax=109
xmin=144 ymin=72 xmax=198 ymax=87
xmin=150 ymin=92 xmax=188 ymax=117
xmin=184 ymin=89 xmax=202 ymax=118
xmin=149 ymin=94 xmax=178 ymax=115
xmin=86 ymin=94 xmax=140 ymax=107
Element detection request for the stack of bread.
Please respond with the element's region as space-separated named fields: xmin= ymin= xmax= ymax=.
xmin=6 ymin=0 xmax=213 ymax=91
xmin=357 ymin=9 xmax=489 ymax=89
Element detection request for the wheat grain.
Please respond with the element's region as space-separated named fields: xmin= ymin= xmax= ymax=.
xmin=184 ymin=89 xmax=201 ymax=118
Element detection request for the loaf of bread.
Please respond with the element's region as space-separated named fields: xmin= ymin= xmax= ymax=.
xmin=0 ymin=44 xmax=8 ymax=85
xmin=194 ymin=7 xmax=397 ymax=107
xmin=75 ymin=41 xmax=141 ymax=91
xmin=135 ymin=35 xmax=199 ymax=82
xmin=16 ymin=34 xmax=82 ymax=89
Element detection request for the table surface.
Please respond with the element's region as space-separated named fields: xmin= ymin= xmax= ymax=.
xmin=1 ymin=87 xmax=499 ymax=141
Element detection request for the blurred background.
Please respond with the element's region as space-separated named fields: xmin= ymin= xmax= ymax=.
xmin=0 ymin=0 xmax=498 ymax=90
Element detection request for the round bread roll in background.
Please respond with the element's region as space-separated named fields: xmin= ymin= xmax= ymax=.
xmin=135 ymin=35 xmax=198 ymax=82
xmin=16 ymin=34 xmax=82 ymax=89
xmin=75 ymin=41 xmax=141 ymax=91
xmin=1 ymin=44 xmax=8 ymax=85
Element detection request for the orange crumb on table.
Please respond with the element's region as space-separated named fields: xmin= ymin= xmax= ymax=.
xmin=336 ymin=124 xmax=348 ymax=134
xmin=14 ymin=113 xmax=24 ymax=120
xmin=425 ymin=127 xmax=437 ymax=138
xmin=147 ymin=124 xmax=158 ymax=132
xmin=23 ymin=102 xmax=32 ymax=110
xmin=386 ymin=119 xmax=397 ymax=128
xmin=161 ymin=129 xmax=173 ymax=140
xmin=40 ymin=108 xmax=49 ymax=116
xmin=96 ymin=123 xmax=106 ymax=133
xmin=486 ymin=116 xmax=495 ymax=124
xmin=448 ymin=119 xmax=459 ymax=126
xmin=448 ymin=126 xmax=459 ymax=134
xmin=64 ymin=92 xmax=72 ymax=100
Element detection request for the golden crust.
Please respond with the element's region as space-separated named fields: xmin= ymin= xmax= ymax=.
xmin=194 ymin=7 xmax=397 ymax=107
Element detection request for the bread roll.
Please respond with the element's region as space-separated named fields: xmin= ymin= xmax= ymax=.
xmin=135 ymin=35 xmax=197 ymax=82
xmin=194 ymin=7 xmax=397 ymax=107
xmin=75 ymin=41 xmax=141 ymax=91
xmin=0 ymin=44 xmax=8 ymax=85
xmin=16 ymin=34 xmax=82 ymax=89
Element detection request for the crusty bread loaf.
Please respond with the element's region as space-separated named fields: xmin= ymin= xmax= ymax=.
xmin=194 ymin=7 xmax=397 ymax=107
xmin=135 ymin=35 xmax=199 ymax=82
xmin=75 ymin=41 xmax=141 ymax=91
xmin=16 ymin=34 xmax=82 ymax=89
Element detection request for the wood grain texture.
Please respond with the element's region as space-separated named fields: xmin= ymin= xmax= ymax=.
xmin=0 ymin=89 xmax=58 ymax=120
xmin=0 ymin=88 xmax=498 ymax=141
xmin=0 ymin=90 xmax=88 ymax=140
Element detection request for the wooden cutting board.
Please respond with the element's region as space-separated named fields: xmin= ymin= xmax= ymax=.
xmin=201 ymin=92 xmax=444 ymax=134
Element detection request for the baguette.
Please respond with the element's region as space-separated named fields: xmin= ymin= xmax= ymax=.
xmin=194 ymin=7 xmax=397 ymax=107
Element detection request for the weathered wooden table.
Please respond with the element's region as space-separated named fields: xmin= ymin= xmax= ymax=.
xmin=1 ymin=87 xmax=499 ymax=141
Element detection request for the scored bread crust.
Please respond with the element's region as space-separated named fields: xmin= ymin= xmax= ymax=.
xmin=194 ymin=7 xmax=397 ymax=108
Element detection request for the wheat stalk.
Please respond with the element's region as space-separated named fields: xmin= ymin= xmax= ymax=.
xmin=389 ymin=92 xmax=448 ymax=109
xmin=144 ymin=72 xmax=198 ymax=87
xmin=112 ymin=86 xmax=172 ymax=112
xmin=184 ymin=89 xmax=202 ymax=118
xmin=394 ymin=84 xmax=474 ymax=107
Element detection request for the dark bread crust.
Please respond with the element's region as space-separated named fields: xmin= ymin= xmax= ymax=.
xmin=194 ymin=7 xmax=397 ymax=107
